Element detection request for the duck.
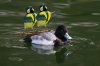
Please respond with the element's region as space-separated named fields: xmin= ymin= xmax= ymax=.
xmin=24 ymin=6 xmax=37 ymax=29
xmin=24 ymin=25 xmax=72 ymax=46
xmin=36 ymin=4 xmax=52 ymax=27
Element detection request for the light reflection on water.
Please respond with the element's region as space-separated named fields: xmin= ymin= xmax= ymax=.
xmin=8 ymin=56 xmax=23 ymax=62
xmin=72 ymin=36 xmax=95 ymax=45
xmin=0 ymin=0 xmax=12 ymax=3
xmin=0 ymin=10 xmax=24 ymax=16
xmin=91 ymin=13 xmax=100 ymax=15
xmin=32 ymin=44 xmax=56 ymax=55
xmin=0 ymin=23 xmax=24 ymax=48
xmin=0 ymin=23 xmax=22 ymax=27
xmin=70 ymin=22 xmax=99 ymax=27
xmin=53 ymin=3 xmax=70 ymax=9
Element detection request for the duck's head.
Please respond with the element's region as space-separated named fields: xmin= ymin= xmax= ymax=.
xmin=39 ymin=4 xmax=48 ymax=12
xmin=26 ymin=6 xmax=34 ymax=14
xmin=55 ymin=25 xmax=68 ymax=42
xmin=56 ymin=25 xmax=67 ymax=33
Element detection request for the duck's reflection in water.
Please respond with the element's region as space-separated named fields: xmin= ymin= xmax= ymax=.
xmin=55 ymin=45 xmax=72 ymax=64
xmin=55 ymin=47 xmax=67 ymax=63
xmin=26 ymin=42 xmax=72 ymax=63
xmin=31 ymin=44 xmax=56 ymax=55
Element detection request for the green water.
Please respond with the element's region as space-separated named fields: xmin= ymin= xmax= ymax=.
xmin=0 ymin=0 xmax=100 ymax=66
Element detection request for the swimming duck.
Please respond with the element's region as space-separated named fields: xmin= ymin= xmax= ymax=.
xmin=24 ymin=25 xmax=72 ymax=45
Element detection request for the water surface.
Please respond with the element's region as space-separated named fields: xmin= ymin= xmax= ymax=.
xmin=0 ymin=0 xmax=100 ymax=66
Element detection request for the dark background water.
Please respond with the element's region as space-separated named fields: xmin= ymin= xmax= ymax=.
xmin=0 ymin=0 xmax=100 ymax=66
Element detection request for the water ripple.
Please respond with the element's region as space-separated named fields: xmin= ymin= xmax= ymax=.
xmin=8 ymin=57 xmax=23 ymax=61
xmin=54 ymin=14 xmax=66 ymax=18
xmin=91 ymin=13 xmax=100 ymax=15
xmin=0 ymin=10 xmax=24 ymax=16
xmin=0 ymin=23 xmax=22 ymax=27
xmin=53 ymin=3 xmax=70 ymax=9
xmin=0 ymin=0 xmax=12 ymax=3
xmin=72 ymin=36 xmax=88 ymax=43
xmin=72 ymin=36 xmax=95 ymax=45
xmin=70 ymin=22 xmax=99 ymax=27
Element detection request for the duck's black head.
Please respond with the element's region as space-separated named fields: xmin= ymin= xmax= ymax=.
xmin=55 ymin=25 xmax=67 ymax=42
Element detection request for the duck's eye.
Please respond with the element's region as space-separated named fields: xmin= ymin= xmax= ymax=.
xmin=40 ymin=7 xmax=43 ymax=11
xmin=27 ymin=9 xmax=30 ymax=13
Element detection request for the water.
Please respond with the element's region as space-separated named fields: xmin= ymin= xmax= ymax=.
xmin=0 ymin=0 xmax=100 ymax=66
